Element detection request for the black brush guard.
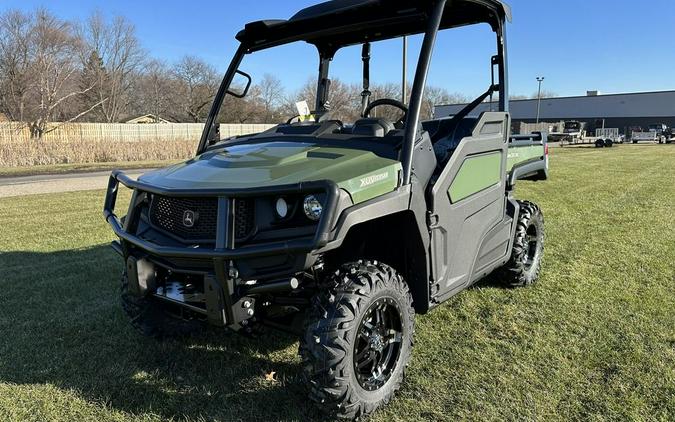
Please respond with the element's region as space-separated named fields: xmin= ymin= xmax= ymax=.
xmin=103 ymin=170 xmax=340 ymax=326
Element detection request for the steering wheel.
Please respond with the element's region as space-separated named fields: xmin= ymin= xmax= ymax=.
xmin=363 ymin=98 xmax=409 ymax=129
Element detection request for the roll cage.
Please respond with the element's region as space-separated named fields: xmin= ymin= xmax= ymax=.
xmin=198 ymin=0 xmax=512 ymax=186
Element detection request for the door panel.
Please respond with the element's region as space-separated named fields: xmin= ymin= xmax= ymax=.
xmin=429 ymin=112 xmax=510 ymax=301
xmin=448 ymin=151 xmax=502 ymax=203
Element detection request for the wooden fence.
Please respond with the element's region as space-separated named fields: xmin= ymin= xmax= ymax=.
xmin=0 ymin=122 xmax=275 ymax=144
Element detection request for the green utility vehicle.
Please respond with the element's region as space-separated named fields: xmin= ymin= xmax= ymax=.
xmin=104 ymin=0 xmax=548 ymax=418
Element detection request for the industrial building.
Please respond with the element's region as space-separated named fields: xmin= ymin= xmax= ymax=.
xmin=434 ymin=90 xmax=675 ymax=134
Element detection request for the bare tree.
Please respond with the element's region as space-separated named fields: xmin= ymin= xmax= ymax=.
xmin=283 ymin=78 xmax=361 ymax=123
xmin=255 ymin=73 xmax=284 ymax=123
xmin=133 ymin=60 xmax=174 ymax=122
xmin=30 ymin=9 xmax=106 ymax=137
xmin=0 ymin=10 xmax=33 ymax=122
xmin=172 ymin=55 xmax=219 ymax=122
xmin=78 ymin=12 xmax=144 ymax=122
xmin=531 ymin=89 xmax=557 ymax=99
xmin=422 ymin=86 xmax=468 ymax=120
xmin=369 ymin=82 xmax=405 ymax=121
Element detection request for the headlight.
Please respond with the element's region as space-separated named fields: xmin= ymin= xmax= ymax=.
xmin=303 ymin=195 xmax=323 ymax=221
xmin=275 ymin=197 xmax=289 ymax=219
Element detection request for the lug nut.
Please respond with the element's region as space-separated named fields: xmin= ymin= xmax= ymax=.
xmin=243 ymin=300 xmax=252 ymax=308
xmin=246 ymin=308 xmax=254 ymax=316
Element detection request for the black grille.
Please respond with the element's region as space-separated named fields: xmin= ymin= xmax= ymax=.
xmin=235 ymin=199 xmax=255 ymax=240
xmin=149 ymin=195 xmax=218 ymax=241
xmin=148 ymin=195 xmax=255 ymax=242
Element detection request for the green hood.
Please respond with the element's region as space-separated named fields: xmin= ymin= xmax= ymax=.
xmin=140 ymin=141 xmax=401 ymax=204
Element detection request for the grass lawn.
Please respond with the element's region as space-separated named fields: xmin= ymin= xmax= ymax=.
xmin=0 ymin=145 xmax=673 ymax=421
xmin=0 ymin=160 xmax=180 ymax=178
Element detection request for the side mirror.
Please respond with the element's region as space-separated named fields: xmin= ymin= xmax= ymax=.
xmin=227 ymin=70 xmax=252 ymax=98
xmin=207 ymin=122 xmax=221 ymax=145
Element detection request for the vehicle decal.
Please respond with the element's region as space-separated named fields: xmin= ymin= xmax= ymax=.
xmin=360 ymin=172 xmax=390 ymax=188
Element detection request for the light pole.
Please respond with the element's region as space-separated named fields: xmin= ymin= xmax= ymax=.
xmin=536 ymin=77 xmax=545 ymax=124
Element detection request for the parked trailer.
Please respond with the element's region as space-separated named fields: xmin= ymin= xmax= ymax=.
xmin=632 ymin=124 xmax=668 ymax=144
xmin=588 ymin=128 xmax=624 ymax=148
xmin=632 ymin=130 xmax=659 ymax=143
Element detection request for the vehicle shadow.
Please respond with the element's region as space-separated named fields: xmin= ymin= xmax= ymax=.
xmin=0 ymin=246 xmax=326 ymax=421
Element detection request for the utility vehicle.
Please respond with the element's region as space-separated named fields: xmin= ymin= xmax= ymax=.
xmin=104 ymin=0 xmax=548 ymax=419
xmin=550 ymin=120 xmax=587 ymax=145
xmin=665 ymin=126 xmax=674 ymax=144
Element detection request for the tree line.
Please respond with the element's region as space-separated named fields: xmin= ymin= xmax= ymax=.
xmin=0 ymin=7 xmax=497 ymax=139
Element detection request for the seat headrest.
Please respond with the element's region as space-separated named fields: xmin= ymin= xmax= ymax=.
xmin=352 ymin=118 xmax=395 ymax=137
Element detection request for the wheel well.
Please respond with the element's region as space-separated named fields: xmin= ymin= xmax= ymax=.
xmin=323 ymin=211 xmax=430 ymax=314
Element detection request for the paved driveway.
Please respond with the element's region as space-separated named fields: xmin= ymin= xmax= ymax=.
xmin=0 ymin=169 xmax=151 ymax=198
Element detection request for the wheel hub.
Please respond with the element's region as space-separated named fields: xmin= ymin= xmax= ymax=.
xmin=353 ymin=298 xmax=404 ymax=391
xmin=369 ymin=331 xmax=386 ymax=352
xmin=523 ymin=223 xmax=540 ymax=270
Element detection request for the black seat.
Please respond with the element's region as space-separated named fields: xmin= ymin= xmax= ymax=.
xmin=351 ymin=118 xmax=395 ymax=137
xmin=426 ymin=117 xmax=478 ymax=165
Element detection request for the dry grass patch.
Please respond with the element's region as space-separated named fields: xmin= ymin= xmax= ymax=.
xmin=0 ymin=138 xmax=195 ymax=167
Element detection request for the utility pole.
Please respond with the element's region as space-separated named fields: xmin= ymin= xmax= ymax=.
xmin=402 ymin=36 xmax=408 ymax=104
xmin=536 ymin=76 xmax=545 ymax=124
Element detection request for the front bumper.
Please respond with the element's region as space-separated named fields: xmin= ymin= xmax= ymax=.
xmin=103 ymin=170 xmax=340 ymax=326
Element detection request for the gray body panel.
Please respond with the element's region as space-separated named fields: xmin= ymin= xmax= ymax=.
xmin=427 ymin=112 xmax=512 ymax=302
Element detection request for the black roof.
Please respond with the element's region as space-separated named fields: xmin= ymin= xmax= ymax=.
xmin=236 ymin=0 xmax=511 ymax=53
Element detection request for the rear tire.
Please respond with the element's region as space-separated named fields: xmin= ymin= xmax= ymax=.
xmin=121 ymin=272 xmax=204 ymax=338
xmin=300 ymin=261 xmax=414 ymax=420
xmin=497 ymin=201 xmax=545 ymax=288
xmin=595 ymin=139 xmax=605 ymax=148
xmin=604 ymin=139 xmax=613 ymax=148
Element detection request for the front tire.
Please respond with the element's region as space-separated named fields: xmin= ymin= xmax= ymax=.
xmin=300 ymin=261 xmax=414 ymax=420
xmin=497 ymin=201 xmax=545 ymax=287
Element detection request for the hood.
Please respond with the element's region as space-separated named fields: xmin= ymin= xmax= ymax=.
xmin=139 ymin=141 xmax=401 ymax=204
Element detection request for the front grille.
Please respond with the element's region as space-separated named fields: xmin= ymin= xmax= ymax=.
xmin=150 ymin=195 xmax=218 ymax=241
xmin=148 ymin=195 xmax=255 ymax=243
xmin=235 ymin=198 xmax=255 ymax=240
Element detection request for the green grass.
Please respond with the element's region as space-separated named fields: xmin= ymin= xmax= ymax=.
xmin=0 ymin=146 xmax=673 ymax=421
xmin=0 ymin=160 xmax=180 ymax=178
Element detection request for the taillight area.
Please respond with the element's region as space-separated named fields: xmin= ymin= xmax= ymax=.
xmin=545 ymin=144 xmax=549 ymax=156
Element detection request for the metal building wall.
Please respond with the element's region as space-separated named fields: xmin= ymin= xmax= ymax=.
xmin=434 ymin=90 xmax=675 ymax=133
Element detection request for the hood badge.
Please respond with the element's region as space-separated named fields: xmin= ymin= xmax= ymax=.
xmin=360 ymin=172 xmax=389 ymax=188
xmin=183 ymin=210 xmax=198 ymax=228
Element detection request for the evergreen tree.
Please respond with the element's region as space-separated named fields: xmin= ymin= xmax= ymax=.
xmin=79 ymin=50 xmax=107 ymax=121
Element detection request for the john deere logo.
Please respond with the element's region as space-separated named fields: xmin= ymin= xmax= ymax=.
xmin=183 ymin=210 xmax=197 ymax=228
xmin=360 ymin=172 xmax=389 ymax=188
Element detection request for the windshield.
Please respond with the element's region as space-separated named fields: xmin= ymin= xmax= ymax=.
xmin=210 ymin=23 xmax=494 ymax=133
xmin=565 ymin=122 xmax=581 ymax=130
xmin=214 ymin=40 xmax=414 ymax=128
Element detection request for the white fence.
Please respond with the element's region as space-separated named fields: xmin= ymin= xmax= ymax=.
xmin=0 ymin=122 xmax=276 ymax=143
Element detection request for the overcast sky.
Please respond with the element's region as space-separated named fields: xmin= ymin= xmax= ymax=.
xmin=2 ymin=0 xmax=674 ymax=98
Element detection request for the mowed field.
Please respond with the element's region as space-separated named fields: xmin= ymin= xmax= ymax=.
xmin=0 ymin=145 xmax=673 ymax=421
